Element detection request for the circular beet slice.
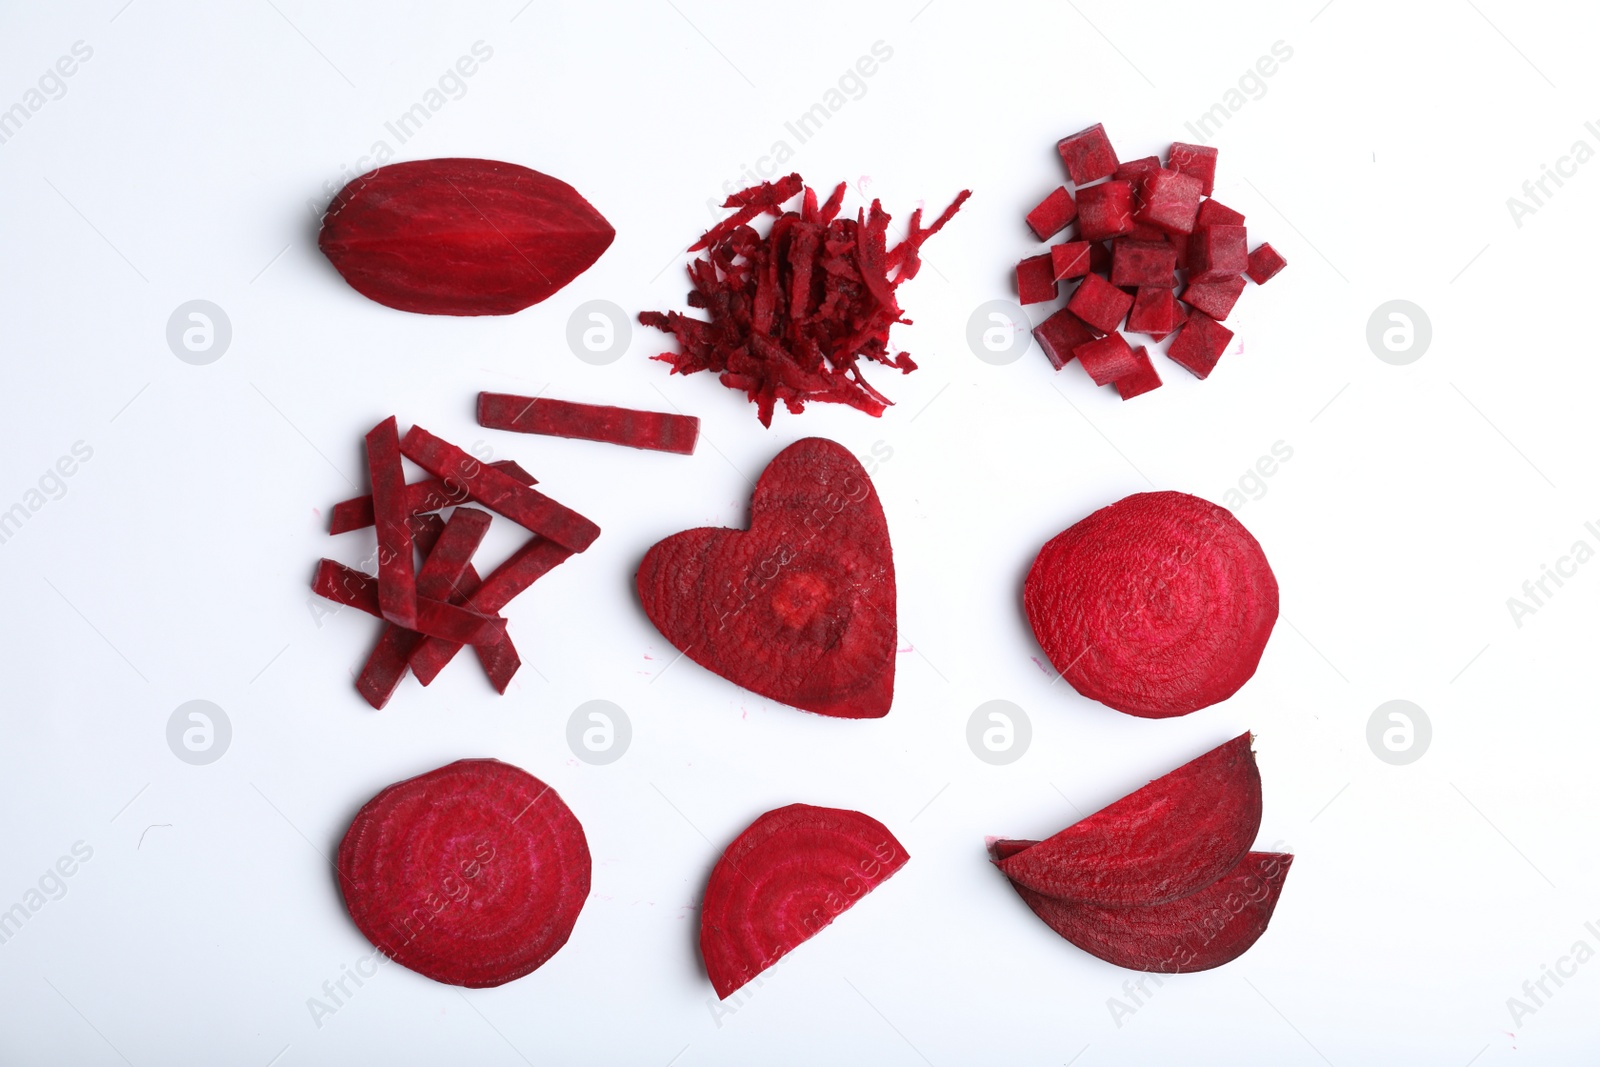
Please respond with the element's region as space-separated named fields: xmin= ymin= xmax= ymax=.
xmin=1024 ymin=491 xmax=1278 ymax=717
xmin=337 ymin=759 xmax=589 ymax=988
xmin=700 ymin=804 xmax=908 ymax=999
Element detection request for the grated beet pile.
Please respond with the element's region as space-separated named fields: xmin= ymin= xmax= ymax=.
xmin=1019 ymin=123 xmax=1287 ymax=398
xmin=641 ymin=175 xmax=971 ymax=426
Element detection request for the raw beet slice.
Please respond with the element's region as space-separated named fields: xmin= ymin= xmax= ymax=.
xmin=1180 ymin=275 xmax=1247 ymax=321
xmin=636 ymin=437 xmax=895 ymax=719
xmin=1189 ymin=225 xmax=1248 ymax=282
xmin=1016 ymin=253 xmax=1058 ymax=305
xmin=329 ymin=460 xmax=537 ymax=535
xmin=1023 ymin=493 xmax=1277 ymax=717
xmin=1166 ymin=311 xmax=1235 ymax=380
xmin=700 ymin=804 xmax=908 ymax=998
xmin=1113 ymin=347 xmax=1162 ymax=400
xmin=312 ymin=560 xmax=506 ymax=645
xmin=1246 ymin=243 xmax=1288 ymax=284
xmin=1056 ymin=123 xmax=1119 ymax=185
xmin=1074 ymin=333 xmax=1141 ymax=387
xmin=1110 ymin=240 xmax=1177 ymax=288
xmin=1051 ymin=241 xmax=1092 ymax=281
xmin=1004 ymin=849 xmax=1292 ymax=973
xmin=366 ymin=417 xmax=418 ymax=630
xmin=477 ymin=394 xmax=700 ymax=455
xmin=1075 ymin=181 xmax=1135 ymax=241
xmin=996 ymin=733 xmax=1263 ymax=905
xmin=1195 ymin=199 xmax=1245 ymax=229
xmin=318 ymin=158 xmax=614 ymax=316
xmin=1133 ymin=169 xmax=1205 ymax=235
xmin=400 ymin=425 xmax=599 ymax=552
xmin=1125 ymin=286 xmax=1178 ymax=337
xmin=408 ymin=536 xmax=574 ymax=685
xmin=337 ymin=759 xmax=590 ymax=987
xmin=1167 ymin=143 xmax=1219 ymax=196
xmin=1026 ymin=187 xmax=1077 ymax=240
xmin=1033 ymin=307 xmax=1101 ymax=371
xmin=1066 ymin=273 xmax=1134 ymax=334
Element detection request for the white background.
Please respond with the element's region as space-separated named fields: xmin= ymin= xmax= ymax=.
xmin=1 ymin=1 xmax=1596 ymax=1064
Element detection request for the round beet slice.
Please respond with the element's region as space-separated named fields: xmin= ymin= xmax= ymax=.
xmin=337 ymin=759 xmax=590 ymax=988
xmin=701 ymin=804 xmax=908 ymax=999
xmin=1024 ymin=491 xmax=1277 ymax=717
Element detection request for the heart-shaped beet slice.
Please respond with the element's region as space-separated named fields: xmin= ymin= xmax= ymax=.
xmin=996 ymin=843 xmax=1292 ymax=972
xmin=701 ymin=804 xmax=908 ymax=999
xmin=636 ymin=437 xmax=896 ymax=718
xmin=337 ymin=759 xmax=590 ymax=988
xmin=997 ymin=733 xmax=1261 ymax=906
xmin=319 ymin=158 xmax=615 ymax=316
xmin=1025 ymin=490 xmax=1278 ymax=717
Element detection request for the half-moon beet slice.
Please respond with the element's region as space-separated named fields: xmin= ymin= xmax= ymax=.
xmin=701 ymin=804 xmax=908 ymax=999
xmin=1024 ymin=490 xmax=1278 ymax=717
xmin=636 ymin=437 xmax=896 ymax=718
xmin=997 ymin=844 xmax=1292 ymax=973
xmin=319 ymin=158 xmax=614 ymax=316
xmin=337 ymin=759 xmax=590 ymax=988
xmin=997 ymin=733 xmax=1261 ymax=906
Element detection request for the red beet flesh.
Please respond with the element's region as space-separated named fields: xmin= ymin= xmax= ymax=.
xmin=1026 ymin=187 xmax=1077 ymax=240
xmin=701 ymin=804 xmax=908 ymax=998
xmin=636 ymin=437 xmax=895 ymax=718
xmin=338 ymin=759 xmax=590 ymax=987
xmin=997 ymin=733 xmax=1263 ymax=905
xmin=1057 ymin=123 xmax=1120 ymax=184
xmin=477 ymin=393 xmax=700 ymax=455
xmin=329 ymin=460 xmax=536 ymax=535
xmin=1024 ymin=492 xmax=1278 ymax=717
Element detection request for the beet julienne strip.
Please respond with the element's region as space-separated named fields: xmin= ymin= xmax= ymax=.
xmin=356 ymin=514 xmax=447 ymax=710
xmin=408 ymin=536 xmax=572 ymax=685
xmin=415 ymin=507 xmax=492 ymax=600
xmin=312 ymin=559 xmax=506 ymax=645
xmin=400 ymin=425 xmax=599 ymax=552
xmin=328 ymin=460 xmax=537 ymax=534
xmin=366 ymin=417 xmax=417 ymax=629
xmin=477 ymin=393 xmax=700 ymax=455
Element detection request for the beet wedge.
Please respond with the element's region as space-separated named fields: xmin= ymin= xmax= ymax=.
xmin=701 ymin=804 xmax=908 ymax=999
xmin=1025 ymin=491 xmax=1278 ymax=718
xmin=319 ymin=158 xmax=614 ymax=316
xmin=997 ymin=843 xmax=1292 ymax=973
xmin=636 ymin=437 xmax=895 ymax=718
xmin=329 ymin=460 xmax=536 ymax=535
xmin=996 ymin=734 xmax=1262 ymax=907
xmin=337 ymin=759 xmax=590 ymax=987
xmin=400 ymin=425 xmax=599 ymax=552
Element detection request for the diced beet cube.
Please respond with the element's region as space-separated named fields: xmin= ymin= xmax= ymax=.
xmin=1017 ymin=253 xmax=1058 ymax=305
xmin=1051 ymin=241 xmax=1092 ymax=280
xmin=1026 ymin=187 xmax=1077 ymax=240
xmin=1089 ymin=240 xmax=1113 ymax=276
xmin=1114 ymin=156 xmax=1161 ymax=184
xmin=1196 ymin=199 xmax=1245 ymax=229
xmin=1126 ymin=286 xmax=1178 ymax=336
xmin=1247 ymin=242 xmax=1288 ymax=284
xmin=1033 ymin=306 xmax=1101 ymax=370
xmin=1133 ymin=169 xmax=1205 ymax=235
xmin=1168 ymin=143 xmax=1219 ymax=195
xmin=1114 ymin=347 xmax=1163 ymax=400
xmin=1057 ymin=123 xmax=1119 ymax=185
xmin=1067 ymin=272 xmax=1135 ymax=333
xmin=1073 ymin=332 xmax=1142 ymax=386
xmin=1127 ymin=222 xmax=1168 ymax=242
xmin=1181 ymin=274 xmax=1246 ymax=320
xmin=1110 ymin=240 xmax=1178 ymax=288
xmin=1167 ymin=232 xmax=1191 ymax=273
xmin=1166 ymin=310 xmax=1234 ymax=379
xmin=1076 ymin=180 xmax=1135 ymax=241
xmin=1189 ymin=224 xmax=1249 ymax=281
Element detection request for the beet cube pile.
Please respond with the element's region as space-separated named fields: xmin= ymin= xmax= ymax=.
xmin=1016 ymin=124 xmax=1287 ymax=398
xmin=641 ymin=174 xmax=970 ymax=426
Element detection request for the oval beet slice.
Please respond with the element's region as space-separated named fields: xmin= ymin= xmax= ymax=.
xmin=701 ymin=804 xmax=908 ymax=999
xmin=1002 ymin=847 xmax=1292 ymax=973
xmin=319 ymin=158 xmax=615 ymax=316
xmin=337 ymin=759 xmax=590 ymax=987
xmin=636 ymin=437 xmax=896 ymax=718
xmin=1025 ymin=490 xmax=1278 ymax=717
xmin=997 ymin=733 xmax=1262 ymax=907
